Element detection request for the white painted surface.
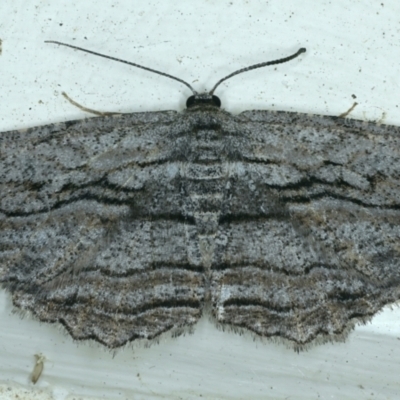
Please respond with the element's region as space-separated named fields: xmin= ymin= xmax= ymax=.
xmin=1 ymin=1 xmax=400 ymax=399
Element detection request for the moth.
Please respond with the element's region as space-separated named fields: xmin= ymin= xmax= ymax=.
xmin=1 ymin=43 xmax=399 ymax=350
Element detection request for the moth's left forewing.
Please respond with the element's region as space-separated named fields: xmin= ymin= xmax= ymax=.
xmin=211 ymin=110 xmax=400 ymax=347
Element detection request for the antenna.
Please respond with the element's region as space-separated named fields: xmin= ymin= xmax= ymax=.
xmin=208 ymin=48 xmax=306 ymax=95
xmin=45 ymin=40 xmax=198 ymax=95
xmin=45 ymin=41 xmax=306 ymax=96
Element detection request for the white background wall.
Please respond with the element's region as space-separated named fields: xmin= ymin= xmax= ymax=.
xmin=1 ymin=1 xmax=400 ymax=399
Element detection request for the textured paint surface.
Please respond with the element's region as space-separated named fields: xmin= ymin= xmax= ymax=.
xmin=1 ymin=102 xmax=399 ymax=350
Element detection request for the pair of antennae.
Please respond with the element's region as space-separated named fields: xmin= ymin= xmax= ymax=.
xmin=45 ymin=40 xmax=306 ymax=95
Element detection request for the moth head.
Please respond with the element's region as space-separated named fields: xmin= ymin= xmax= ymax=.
xmin=186 ymin=93 xmax=221 ymax=109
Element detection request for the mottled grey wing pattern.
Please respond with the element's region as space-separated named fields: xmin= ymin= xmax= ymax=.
xmin=1 ymin=105 xmax=400 ymax=349
xmin=0 ymin=111 xmax=208 ymax=347
xmin=211 ymin=110 xmax=400 ymax=346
